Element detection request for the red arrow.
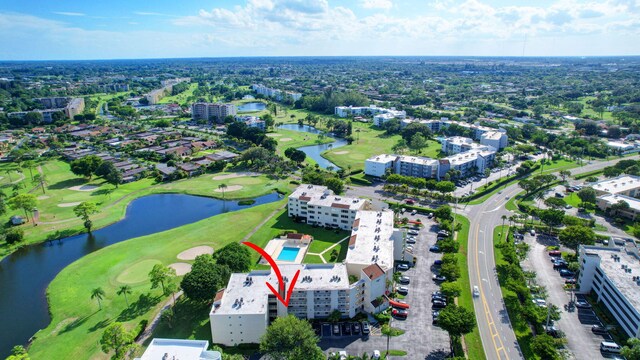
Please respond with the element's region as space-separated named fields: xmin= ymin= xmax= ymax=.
xmin=242 ymin=242 xmax=300 ymax=307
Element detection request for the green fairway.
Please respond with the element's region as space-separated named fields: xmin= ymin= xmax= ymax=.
xmin=0 ymin=160 xmax=293 ymax=260
xmin=158 ymin=83 xmax=198 ymax=105
xmin=27 ymin=200 xmax=285 ymax=360
xmin=268 ymin=128 xmax=333 ymax=166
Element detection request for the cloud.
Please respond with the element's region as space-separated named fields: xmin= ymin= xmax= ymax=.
xmin=53 ymin=12 xmax=85 ymax=17
xmin=134 ymin=11 xmax=174 ymax=17
xmin=360 ymin=0 xmax=393 ymax=10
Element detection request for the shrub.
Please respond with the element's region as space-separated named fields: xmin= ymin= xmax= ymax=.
xmin=238 ymin=199 xmax=256 ymax=206
xmin=5 ymin=228 xmax=24 ymax=244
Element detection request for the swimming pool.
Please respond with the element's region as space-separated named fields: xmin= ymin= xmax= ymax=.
xmin=277 ymin=247 xmax=300 ymax=261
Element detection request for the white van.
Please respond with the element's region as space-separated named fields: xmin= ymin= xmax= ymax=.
xmin=600 ymin=341 xmax=621 ymax=353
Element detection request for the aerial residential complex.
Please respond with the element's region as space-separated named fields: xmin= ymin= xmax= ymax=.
xmin=191 ymin=102 xmax=237 ymax=122
xmin=209 ymin=185 xmax=409 ymax=346
xmin=135 ymin=339 xmax=221 ymax=360
xmin=592 ymin=175 xmax=640 ymax=220
xmin=252 ymin=84 xmax=302 ymax=102
xmin=365 ymin=135 xmax=497 ymax=179
xmin=578 ymin=244 xmax=640 ymax=338
xmin=334 ymin=105 xmax=406 ymax=125
xmin=8 ymin=96 xmax=85 ymax=122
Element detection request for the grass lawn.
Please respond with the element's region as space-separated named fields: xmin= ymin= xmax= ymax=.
xmin=493 ymin=226 xmax=536 ymax=360
xmin=455 ymin=215 xmax=486 ymax=360
xmin=0 ymin=160 xmax=293 ymax=260
xmin=322 ymin=122 xmax=404 ymax=171
xmin=577 ymin=96 xmax=615 ymax=121
xmin=87 ymin=92 xmax=130 ymax=115
xmin=268 ymin=128 xmax=333 ymax=167
xmin=244 ymin=210 xmax=349 ymax=264
xmin=539 ymin=159 xmax=579 ymax=175
xmin=158 ymin=83 xmax=198 ymax=106
xmin=28 ymin=200 xmax=285 ymax=360
xmin=564 ymin=192 xmax=583 ymax=208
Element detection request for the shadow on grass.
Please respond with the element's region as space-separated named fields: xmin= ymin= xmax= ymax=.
xmin=88 ymin=317 xmax=113 ymax=333
xmin=45 ymin=229 xmax=80 ymax=241
xmin=91 ymin=188 xmax=115 ymax=197
xmin=48 ymin=178 xmax=86 ymax=190
xmin=58 ymin=311 xmax=99 ymax=335
xmin=117 ymin=293 xmax=162 ymax=322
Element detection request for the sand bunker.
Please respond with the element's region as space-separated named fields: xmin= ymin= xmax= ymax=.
xmin=37 ymin=195 xmax=50 ymax=200
xmin=214 ymin=185 xmax=243 ymax=192
xmin=177 ymin=245 xmax=214 ymax=260
xmin=333 ymin=151 xmax=349 ymax=155
xmin=169 ymin=263 xmax=192 ymax=276
xmin=266 ymin=133 xmax=282 ymax=137
xmin=58 ymin=202 xmax=81 ymax=208
xmin=279 ymin=138 xmax=293 ymax=142
xmin=212 ymin=172 xmax=259 ymax=180
xmin=68 ymin=185 xmax=99 ymax=192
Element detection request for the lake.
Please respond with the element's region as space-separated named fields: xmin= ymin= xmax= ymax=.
xmin=237 ymin=102 xmax=267 ymax=112
xmin=277 ymin=124 xmax=347 ymax=170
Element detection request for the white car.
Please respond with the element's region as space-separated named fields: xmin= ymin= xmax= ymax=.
xmin=473 ymin=286 xmax=480 ymax=297
xmin=373 ymin=350 xmax=381 ymax=359
xmin=338 ymin=351 xmax=348 ymax=360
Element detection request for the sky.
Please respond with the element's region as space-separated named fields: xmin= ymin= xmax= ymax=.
xmin=0 ymin=0 xmax=639 ymax=60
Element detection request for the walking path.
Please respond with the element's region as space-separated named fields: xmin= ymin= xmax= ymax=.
xmin=136 ymin=290 xmax=184 ymax=346
xmin=241 ymin=202 xmax=287 ymax=242
xmin=306 ymin=236 xmax=350 ymax=264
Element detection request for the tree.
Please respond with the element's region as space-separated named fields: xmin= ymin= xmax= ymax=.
xmin=74 ymin=202 xmax=99 ymax=233
xmin=218 ymin=183 xmax=228 ymax=200
xmin=91 ymin=287 xmax=106 ymax=310
xmin=149 ymin=264 xmax=176 ymax=295
xmin=434 ymin=205 xmax=453 ymax=222
xmin=259 ymin=315 xmax=324 ymax=360
xmin=327 ymin=309 xmax=342 ymax=323
xmin=180 ymin=255 xmax=230 ymax=302
xmin=100 ymin=322 xmax=135 ymax=360
xmin=95 ymin=162 xmax=122 ymax=188
xmin=117 ymin=285 xmax=132 ymax=307
xmin=32 ymin=173 xmax=47 ymax=194
xmin=409 ymin=133 xmax=428 ymax=154
xmin=577 ymin=187 xmax=597 ymax=204
xmin=262 ymin=113 xmax=275 ymax=129
xmin=440 ymin=281 xmax=461 ymax=298
xmin=22 ymin=160 xmax=36 ymax=181
xmin=325 ymin=177 xmax=344 ymax=194
xmin=435 ymin=181 xmax=456 ymax=194
xmin=8 ymin=193 xmax=37 ymax=222
xmin=544 ymin=197 xmax=567 ymax=209
xmin=70 ymin=155 xmax=103 ymax=180
xmin=438 ymin=304 xmax=476 ymax=355
xmin=284 ymin=147 xmax=306 ymax=163
xmin=6 ymin=345 xmax=30 ymax=360
xmin=559 ymin=225 xmax=596 ymax=250
xmin=621 ymin=337 xmax=640 ymax=360
xmin=530 ymin=334 xmax=560 ymax=360
xmin=213 ymin=242 xmax=252 ymax=272
xmin=609 ymin=200 xmax=631 ymax=217
xmin=559 ymin=170 xmax=571 ymax=182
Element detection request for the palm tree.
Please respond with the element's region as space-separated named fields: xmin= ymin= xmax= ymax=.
xmin=218 ymin=183 xmax=228 ymax=200
xmin=535 ymin=192 xmax=545 ymax=210
xmin=117 ymin=285 xmax=132 ymax=307
xmin=33 ymin=174 xmax=47 ymax=194
xmin=91 ymin=287 xmax=105 ymax=310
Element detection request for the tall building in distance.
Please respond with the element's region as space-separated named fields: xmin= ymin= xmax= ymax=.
xmin=191 ymin=103 xmax=237 ymax=123
xmin=252 ymin=84 xmax=302 ymax=102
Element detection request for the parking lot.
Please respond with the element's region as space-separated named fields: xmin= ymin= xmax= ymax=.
xmin=320 ymin=213 xmax=450 ymax=359
xmin=521 ymin=233 xmax=612 ymax=360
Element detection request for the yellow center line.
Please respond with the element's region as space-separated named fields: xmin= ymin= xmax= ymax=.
xmin=474 ymin=223 xmax=509 ymax=360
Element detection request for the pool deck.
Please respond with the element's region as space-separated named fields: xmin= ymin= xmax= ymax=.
xmin=261 ymin=237 xmax=310 ymax=265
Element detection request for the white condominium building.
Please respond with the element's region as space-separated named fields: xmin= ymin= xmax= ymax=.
xmin=335 ymin=105 xmax=406 ymax=126
xmin=287 ymin=184 xmax=369 ymax=230
xmin=597 ymin=194 xmax=640 ymax=220
xmin=252 ymin=84 xmax=302 ymax=102
xmin=440 ymin=136 xmax=495 ymax=155
xmin=135 ymin=339 xmax=221 ymax=360
xmin=480 ymin=131 xmax=509 ymax=150
xmin=438 ymin=149 xmax=496 ymax=179
xmin=401 ymin=118 xmax=505 ymax=143
xmin=578 ymin=244 xmax=640 ymax=338
xmin=191 ymin=102 xmax=237 ymax=122
xmin=592 ymin=175 xmax=640 ymax=197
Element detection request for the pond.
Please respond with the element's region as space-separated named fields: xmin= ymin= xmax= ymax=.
xmin=277 ymin=124 xmax=347 ymax=170
xmin=0 ymin=192 xmax=281 ymax=358
xmin=237 ymin=102 xmax=267 ymax=112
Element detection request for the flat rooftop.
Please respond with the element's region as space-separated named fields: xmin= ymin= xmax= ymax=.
xmin=211 ymin=264 xmax=350 ymax=316
xmin=366 ymin=154 xmax=398 ymax=164
xmin=442 ymin=136 xmax=474 ymax=145
xmin=137 ymin=338 xmax=220 ymax=360
xmin=593 ymin=175 xmax=640 ymax=194
xmin=290 ymin=184 xmax=365 ymax=210
xmin=346 ymin=210 xmax=396 ymax=271
xmin=482 ymin=131 xmax=504 ymax=140
xmin=582 ymin=246 xmax=640 ymax=312
xmin=397 ymin=155 xmax=439 ymax=166
xmin=599 ymin=194 xmax=640 ymax=211
xmin=445 ymin=149 xmax=495 ymax=165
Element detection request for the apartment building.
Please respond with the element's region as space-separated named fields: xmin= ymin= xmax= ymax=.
xmin=65 ymin=98 xmax=85 ymax=119
xmin=440 ymin=136 xmax=494 ymax=155
xmin=191 ymin=102 xmax=237 ymax=122
xmin=211 ymin=205 xmax=401 ymax=346
xmin=34 ymin=97 xmax=69 ymax=109
xmin=593 ymin=176 xmax=640 ymax=197
xmin=401 ymin=118 xmax=504 ymax=142
xmin=364 ymin=154 xmax=399 ymax=178
xmin=334 ymin=105 xmax=406 ymax=126
xmin=438 ymin=149 xmax=496 ymax=178
xmin=578 ymin=244 xmax=640 ymax=338
xmin=236 ymin=116 xmax=265 ymax=130
xmin=287 ymin=184 xmax=369 ymax=230
xmin=252 ymin=84 xmax=302 ymax=102
xmin=480 ymin=131 xmax=509 ymax=150
xmin=597 ymin=194 xmax=640 ymax=220
xmin=135 ymin=339 xmax=221 ymax=360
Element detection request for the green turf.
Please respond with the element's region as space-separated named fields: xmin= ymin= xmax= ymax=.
xmin=303 ymin=254 xmax=325 ymax=264
xmin=116 ymin=259 xmax=162 ymax=284
xmin=158 ymin=83 xmax=198 ymax=105
xmin=27 ymin=200 xmax=285 ymax=360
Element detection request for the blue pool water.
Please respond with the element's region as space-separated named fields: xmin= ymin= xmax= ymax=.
xmin=277 ymin=247 xmax=300 ymax=261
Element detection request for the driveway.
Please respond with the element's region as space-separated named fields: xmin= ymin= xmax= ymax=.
xmin=320 ymin=213 xmax=450 ymax=359
xmin=521 ymin=233 xmax=607 ymax=360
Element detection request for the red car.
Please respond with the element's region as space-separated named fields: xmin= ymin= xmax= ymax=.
xmin=548 ymin=250 xmax=561 ymax=256
xmin=392 ymin=309 xmax=408 ymax=318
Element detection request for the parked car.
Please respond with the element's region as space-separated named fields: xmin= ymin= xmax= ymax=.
xmin=399 ymin=276 xmax=410 ymax=284
xmin=361 ymin=321 xmax=370 ymax=334
xmin=392 ymin=308 xmax=408 ymax=318
xmin=565 ymin=278 xmax=577 ymax=284
xmin=592 ymin=324 xmax=608 ymax=335
xmin=408 ymin=230 xmax=419 ymax=236
xmin=427 ymin=213 xmax=434 ymax=219
xmin=333 ymin=324 xmax=340 ymax=335
xmin=432 ymin=274 xmax=446 ymax=282
xmin=372 ymin=350 xmax=381 ymax=359
xmin=433 ymin=259 xmax=443 ymax=267
xmin=432 ymin=300 xmax=447 ymax=309
xmin=341 ymin=322 xmax=351 ymax=335
xmin=430 ymin=245 xmax=441 ymax=253
xmin=559 ymin=269 xmax=575 ymax=277
xmin=576 ymin=300 xmax=592 ymax=309
xmin=432 ymin=291 xmax=443 ymax=298
xmin=338 ymin=351 xmax=348 ymax=360
xmin=396 ymin=286 xmax=409 ymax=295
xmin=532 ymin=298 xmax=547 ymax=307
xmin=432 ymin=295 xmax=447 ymax=302
xmin=406 ymin=238 xmax=416 ymax=244
xmin=548 ymin=250 xmax=562 ymax=256
xmin=530 ymin=229 xmax=536 ymax=236
xmin=438 ymin=230 xmax=451 ymax=236
xmin=411 ymin=210 xmax=418 ymax=215
xmin=351 ymin=322 xmax=360 ymax=334
xmin=397 ymin=263 xmax=410 ymax=271
xmin=553 ymin=262 xmax=568 ymax=270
